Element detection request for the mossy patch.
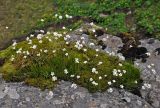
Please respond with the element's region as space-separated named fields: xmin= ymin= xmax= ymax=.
xmin=0 ymin=28 xmax=141 ymax=92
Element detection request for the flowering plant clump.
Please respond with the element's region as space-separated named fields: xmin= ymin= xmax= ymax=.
xmin=0 ymin=24 xmax=140 ymax=92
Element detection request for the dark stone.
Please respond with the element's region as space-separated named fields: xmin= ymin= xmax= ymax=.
xmin=0 ymin=58 xmax=5 ymax=66
xmin=154 ymin=48 xmax=160 ymax=55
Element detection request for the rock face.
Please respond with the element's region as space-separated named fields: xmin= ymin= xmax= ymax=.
xmin=0 ymin=24 xmax=160 ymax=108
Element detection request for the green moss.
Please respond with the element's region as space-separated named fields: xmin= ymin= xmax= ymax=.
xmin=0 ymin=30 xmax=141 ymax=92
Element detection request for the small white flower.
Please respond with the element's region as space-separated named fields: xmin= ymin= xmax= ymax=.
xmin=98 ymin=61 xmax=103 ymax=65
xmin=64 ymin=69 xmax=68 ymax=74
xmin=83 ymin=61 xmax=88 ymax=64
xmin=147 ymin=65 xmax=151 ymax=69
xmin=52 ymin=50 xmax=56 ymax=53
xmin=120 ymin=85 xmax=124 ymax=89
xmin=75 ymin=58 xmax=79 ymax=63
xmin=107 ymin=88 xmax=113 ymax=93
xmin=41 ymin=19 xmax=44 ymax=22
xmin=89 ymin=43 xmax=95 ymax=46
xmin=89 ymin=78 xmax=93 ymax=81
xmin=44 ymin=50 xmax=48 ymax=53
xmin=95 ymin=54 xmax=99 ymax=57
xmin=90 ymin=22 xmax=94 ymax=26
xmin=118 ymin=63 xmax=123 ymax=66
xmin=59 ymin=16 xmax=63 ymax=19
xmin=37 ymin=53 xmax=40 ymax=57
xmin=71 ymin=83 xmax=77 ymax=89
xmin=134 ymin=80 xmax=138 ymax=84
xmin=55 ymin=14 xmax=58 ymax=17
xmin=151 ymin=63 xmax=155 ymax=66
xmin=112 ymin=80 xmax=116 ymax=83
xmin=62 ymin=48 xmax=66 ymax=51
xmin=5 ymin=26 xmax=9 ymax=29
xmin=104 ymin=74 xmax=107 ymax=77
xmin=77 ymin=75 xmax=80 ymax=79
xmin=62 ymin=26 xmax=66 ymax=29
xmin=52 ymin=76 xmax=57 ymax=81
xmin=12 ymin=41 xmax=17 ymax=46
xmin=99 ymin=76 xmax=102 ymax=80
xmin=83 ymin=49 xmax=87 ymax=52
xmin=108 ymin=81 xmax=112 ymax=85
xmin=122 ymin=70 xmax=127 ymax=74
xmin=32 ymin=45 xmax=37 ymax=49
xmin=30 ymin=34 xmax=34 ymax=37
xmin=95 ymin=49 xmax=99 ymax=52
xmin=51 ymin=72 xmax=55 ymax=76
xmin=70 ymin=75 xmax=75 ymax=78
xmin=65 ymin=53 xmax=68 ymax=56
xmin=23 ymin=56 xmax=27 ymax=59
xmin=119 ymin=73 xmax=123 ymax=77
xmin=92 ymin=29 xmax=96 ymax=33
xmin=39 ymin=40 xmax=43 ymax=43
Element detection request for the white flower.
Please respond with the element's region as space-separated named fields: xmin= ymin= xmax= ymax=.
xmin=55 ymin=14 xmax=58 ymax=17
xmin=41 ymin=19 xmax=44 ymax=22
xmin=5 ymin=26 xmax=9 ymax=29
xmin=62 ymin=26 xmax=66 ymax=29
xmin=59 ymin=16 xmax=63 ymax=19
xmin=122 ymin=70 xmax=127 ymax=74
xmin=104 ymin=74 xmax=107 ymax=77
xmin=92 ymin=29 xmax=96 ymax=33
xmin=107 ymin=88 xmax=113 ymax=93
xmin=11 ymin=57 xmax=15 ymax=61
xmin=118 ymin=69 xmax=121 ymax=72
xmin=62 ymin=48 xmax=66 ymax=51
xmin=90 ymin=22 xmax=94 ymax=26
xmin=52 ymin=76 xmax=57 ymax=81
xmin=32 ymin=45 xmax=37 ymax=49
xmin=23 ymin=56 xmax=27 ymax=59
xmin=118 ymin=63 xmax=123 ymax=66
xmin=48 ymin=91 xmax=53 ymax=97
xmin=12 ymin=41 xmax=17 ymax=46
xmin=95 ymin=54 xmax=98 ymax=57
xmin=44 ymin=50 xmax=48 ymax=53
xmin=51 ymin=72 xmax=55 ymax=76
xmin=108 ymin=81 xmax=112 ymax=85
xmin=65 ymin=14 xmax=69 ymax=18
xmin=95 ymin=49 xmax=99 ymax=52
xmin=92 ymin=81 xmax=98 ymax=86
xmin=99 ymin=76 xmax=102 ymax=80
xmin=71 ymin=83 xmax=77 ymax=89
xmin=151 ymin=63 xmax=155 ymax=66
xmin=83 ymin=49 xmax=87 ymax=52
xmin=89 ymin=43 xmax=95 ymax=46
xmin=75 ymin=58 xmax=79 ymax=63
xmin=37 ymin=34 xmax=43 ymax=40
xmin=48 ymin=39 xmax=52 ymax=42
xmin=134 ymin=80 xmax=138 ymax=84
xmin=37 ymin=53 xmax=40 ymax=57
xmin=83 ymin=61 xmax=88 ymax=64
xmin=70 ymin=75 xmax=75 ymax=78
xmin=26 ymin=51 xmax=30 ymax=55
xmin=28 ymin=40 xmax=32 ymax=45
xmin=92 ymin=68 xmax=98 ymax=74
xmin=76 ymin=75 xmax=80 ymax=79
xmin=98 ymin=61 xmax=103 ymax=65
xmin=89 ymin=78 xmax=93 ymax=81
xmin=112 ymin=80 xmax=116 ymax=83
xmin=147 ymin=65 xmax=151 ymax=69
xmin=119 ymin=73 xmax=123 ymax=77
xmin=39 ymin=40 xmax=43 ymax=43
xmin=52 ymin=50 xmax=56 ymax=53
xmin=65 ymin=53 xmax=68 ymax=56
xmin=40 ymin=30 xmax=44 ymax=33
xmin=120 ymin=85 xmax=124 ymax=89
xmin=79 ymin=29 xmax=83 ymax=32
xmin=26 ymin=37 xmax=30 ymax=41
xmin=30 ymin=34 xmax=34 ymax=37
xmin=64 ymin=69 xmax=68 ymax=74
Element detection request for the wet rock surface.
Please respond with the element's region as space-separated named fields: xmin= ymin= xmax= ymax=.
xmin=0 ymin=24 xmax=160 ymax=108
